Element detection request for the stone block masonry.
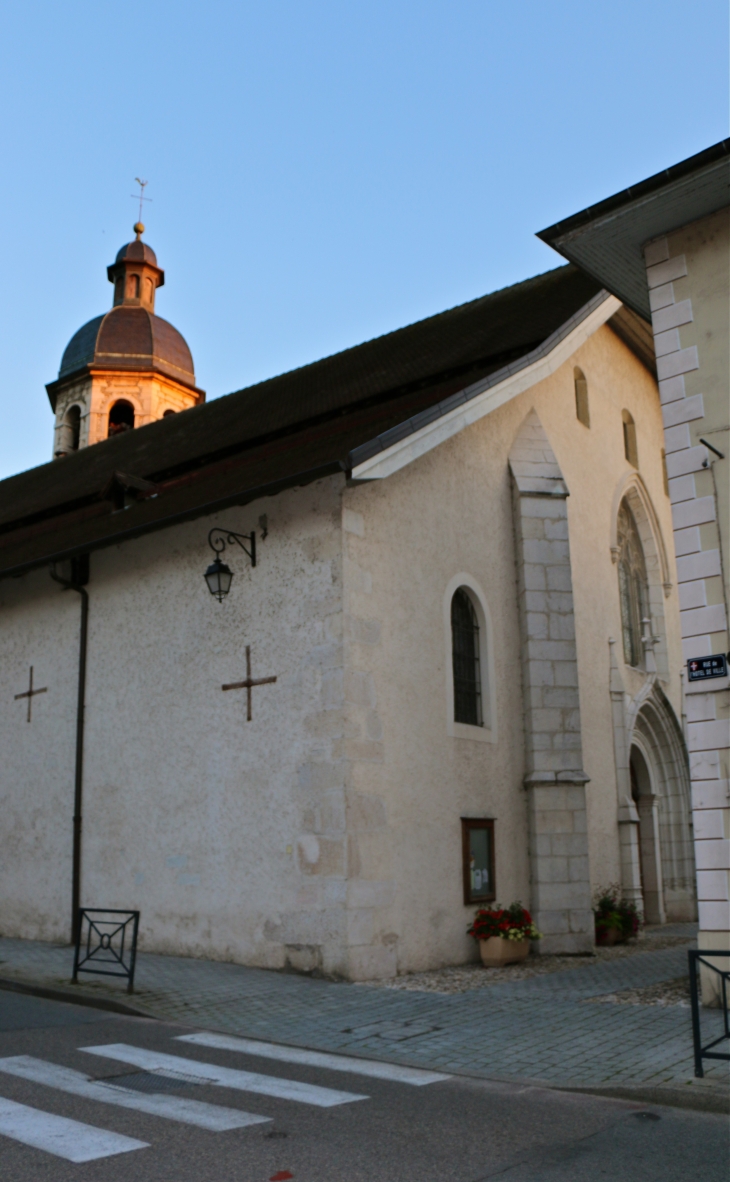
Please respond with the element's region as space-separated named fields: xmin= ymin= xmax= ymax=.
xmin=644 ymin=225 xmax=730 ymax=990
xmin=509 ymin=411 xmax=593 ymax=954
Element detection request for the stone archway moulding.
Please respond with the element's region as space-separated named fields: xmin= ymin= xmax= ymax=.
xmin=609 ymin=471 xmax=672 ymax=597
xmin=629 ymin=685 xmax=696 ymax=921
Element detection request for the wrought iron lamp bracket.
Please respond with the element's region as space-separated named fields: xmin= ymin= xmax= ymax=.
xmin=208 ymin=527 xmax=256 ymax=568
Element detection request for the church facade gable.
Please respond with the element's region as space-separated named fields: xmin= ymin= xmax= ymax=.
xmin=333 ymin=322 xmax=691 ymax=975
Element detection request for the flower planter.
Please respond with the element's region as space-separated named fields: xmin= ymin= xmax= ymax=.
xmin=468 ymin=903 xmax=540 ymax=961
xmin=479 ymin=936 xmax=530 ymax=967
xmin=593 ymin=888 xmax=640 ymax=946
xmin=595 ymin=928 xmax=625 ymax=947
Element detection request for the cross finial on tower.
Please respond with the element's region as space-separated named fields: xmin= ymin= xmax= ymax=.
xmin=131 ymin=178 xmax=151 ymax=237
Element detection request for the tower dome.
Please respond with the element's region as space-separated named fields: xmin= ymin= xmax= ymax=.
xmin=48 ymin=225 xmax=204 ymax=456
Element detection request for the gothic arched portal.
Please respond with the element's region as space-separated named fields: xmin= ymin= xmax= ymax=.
xmin=629 ymin=687 xmax=696 ymax=924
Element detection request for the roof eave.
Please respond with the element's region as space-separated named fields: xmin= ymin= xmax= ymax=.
xmin=347 ymin=290 xmax=621 ymax=481
xmin=540 ymin=141 xmax=730 ymax=242
xmin=0 ymin=461 xmax=345 ymax=581
xmin=536 ymin=141 xmax=730 ymax=319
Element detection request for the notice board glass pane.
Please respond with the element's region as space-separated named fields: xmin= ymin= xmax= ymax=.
xmin=461 ymin=818 xmax=495 ymax=905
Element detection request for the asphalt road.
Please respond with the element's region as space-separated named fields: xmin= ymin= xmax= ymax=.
xmin=0 ymin=990 xmax=726 ymax=1182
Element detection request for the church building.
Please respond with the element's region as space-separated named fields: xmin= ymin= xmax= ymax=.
xmin=0 ymin=222 xmax=696 ymax=979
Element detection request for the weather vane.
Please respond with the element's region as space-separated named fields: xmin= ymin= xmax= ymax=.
xmin=131 ymin=178 xmax=151 ymax=232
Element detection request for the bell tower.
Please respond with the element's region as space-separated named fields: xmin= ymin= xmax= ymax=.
xmin=47 ymin=224 xmax=204 ymax=458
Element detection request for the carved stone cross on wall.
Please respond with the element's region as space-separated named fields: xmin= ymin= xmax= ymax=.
xmin=14 ymin=666 xmax=48 ymax=722
xmin=222 ymin=646 xmax=277 ymax=721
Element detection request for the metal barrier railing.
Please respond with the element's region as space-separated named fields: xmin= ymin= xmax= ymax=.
xmin=72 ymin=909 xmax=140 ymax=994
xmin=688 ymin=949 xmax=730 ymax=1078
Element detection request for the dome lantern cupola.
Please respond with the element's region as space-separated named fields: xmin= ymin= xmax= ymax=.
xmin=107 ymin=222 xmax=165 ymax=313
xmin=47 ymin=226 xmax=204 ymax=457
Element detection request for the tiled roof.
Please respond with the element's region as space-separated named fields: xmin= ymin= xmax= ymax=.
xmin=0 ymin=264 xmax=621 ymax=577
xmin=56 ymin=307 xmax=196 ymax=386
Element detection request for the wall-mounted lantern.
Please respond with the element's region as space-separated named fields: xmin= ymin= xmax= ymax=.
xmin=204 ymin=527 xmax=256 ymax=602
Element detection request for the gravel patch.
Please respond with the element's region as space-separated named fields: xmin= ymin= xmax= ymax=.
xmin=586 ymin=976 xmax=692 ymax=1008
xmin=355 ymin=935 xmax=695 ymax=995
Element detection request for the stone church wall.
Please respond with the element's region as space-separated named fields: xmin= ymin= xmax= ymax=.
xmin=339 ymin=324 xmax=684 ymax=976
xmin=0 ymin=324 xmax=687 ymax=979
xmin=0 ymin=475 xmax=353 ymax=974
xmin=0 ymin=576 xmax=81 ymax=941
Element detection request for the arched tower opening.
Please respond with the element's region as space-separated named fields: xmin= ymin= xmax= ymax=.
xmin=54 ymin=403 xmax=82 ymax=457
xmin=108 ymin=400 xmax=135 ymax=437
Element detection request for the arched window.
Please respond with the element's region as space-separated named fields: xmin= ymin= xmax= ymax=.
xmin=617 ymin=500 xmax=649 ymax=667
xmin=127 ymin=273 xmax=140 ymax=299
xmin=162 ymin=408 xmax=176 ymax=418
xmin=574 ymin=367 xmax=590 ymax=427
xmin=55 ymin=404 xmax=82 ymax=456
xmin=451 ymin=588 xmax=483 ymax=726
xmin=622 ymin=410 xmax=638 ymax=467
xmin=65 ymin=404 xmax=81 ymax=451
xmin=108 ymin=400 xmax=135 ymax=437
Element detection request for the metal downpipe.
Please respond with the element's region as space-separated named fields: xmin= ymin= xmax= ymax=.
xmin=50 ymin=558 xmax=89 ymax=945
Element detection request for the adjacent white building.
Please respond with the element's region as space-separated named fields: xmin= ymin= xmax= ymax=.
xmin=540 ymin=140 xmax=729 ymax=992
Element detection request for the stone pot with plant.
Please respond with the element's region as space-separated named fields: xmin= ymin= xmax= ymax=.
xmin=593 ymin=885 xmax=640 ymax=946
xmin=467 ymin=902 xmax=541 ymax=967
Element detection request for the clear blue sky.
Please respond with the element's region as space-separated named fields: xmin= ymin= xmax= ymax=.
xmin=0 ymin=1 xmax=727 ymax=479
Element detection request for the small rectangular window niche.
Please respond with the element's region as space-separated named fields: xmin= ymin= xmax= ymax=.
xmin=461 ymin=818 xmax=495 ymax=905
xmin=574 ymin=367 xmax=590 ymax=427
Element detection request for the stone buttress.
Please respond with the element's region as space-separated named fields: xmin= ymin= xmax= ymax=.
xmin=509 ymin=410 xmax=594 ymax=954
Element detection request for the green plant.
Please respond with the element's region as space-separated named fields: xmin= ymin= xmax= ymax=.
xmin=467 ymin=902 xmax=541 ymax=942
xmin=593 ymin=884 xmax=640 ymax=944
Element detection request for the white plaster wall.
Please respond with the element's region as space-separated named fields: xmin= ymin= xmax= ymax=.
xmin=341 ymin=323 xmax=683 ymax=976
xmin=342 ymin=423 xmax=528 ymax=978
xmin=0 ymin=574 xmax=80 ymax=940
xmin=1 ymin=476 xmax=349 ymax=973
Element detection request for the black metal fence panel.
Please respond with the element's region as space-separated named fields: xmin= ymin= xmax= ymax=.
xmin=688 ymin=948 xmax=730 ymax=1078
xmin=72 ymin=909 xmax=140 ymax=994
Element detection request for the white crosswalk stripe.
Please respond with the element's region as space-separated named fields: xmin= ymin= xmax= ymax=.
xmin=0 ymin=1094 xmax=148 ymax=1162
xmin=176 ymin=1032 xmax=451 ymax=1085
xmin=79 ymin=1043 xmax=369 ymax=1107
xmin=0 ymin=1034 xmax=430 ymax=1162
xmin=0 ymin=1056 xmax=269 ymax=1131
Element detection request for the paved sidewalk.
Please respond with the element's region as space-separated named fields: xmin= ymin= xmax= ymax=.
xmin=0 ymin=928 xmax=727 ymax=1102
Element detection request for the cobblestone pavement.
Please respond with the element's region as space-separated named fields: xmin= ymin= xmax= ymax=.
xmin=355 ymin=930 xmax=695 ymax=993
xmin=0 ymin=926 xmax=727 ymax=1097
